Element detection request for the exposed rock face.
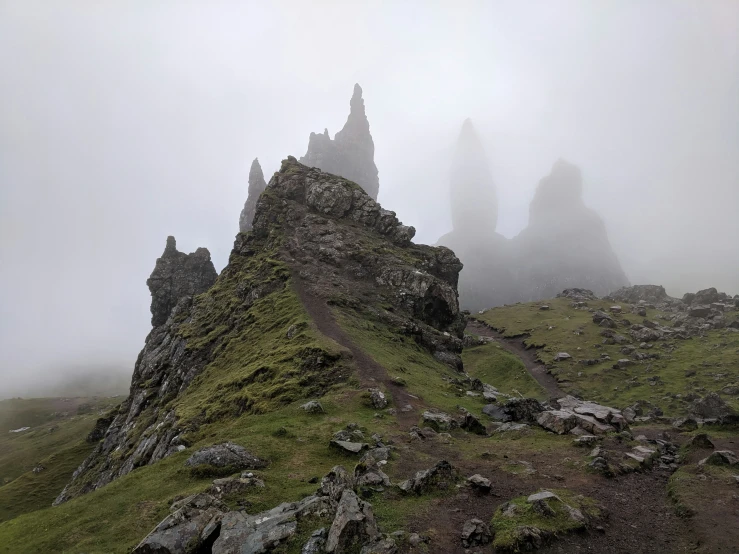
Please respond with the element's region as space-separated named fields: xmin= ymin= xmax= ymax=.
xmin=511 ymin=160 xmax=629 ymax=301
xmin=146 ymin=236 xmax=217 ymax=327
xmin=56 ymin=158 xmax=464 ymax=504
xmin=300 ymin=84 xmax=380 ymax=200
xmin=437 ymin=120 xmax=514 ymax=310
xmin=238 ymin=158 xmax=267 ymax=233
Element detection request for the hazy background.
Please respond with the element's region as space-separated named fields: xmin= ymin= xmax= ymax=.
xmin=1 ymin=0 xmax=737 ymax=398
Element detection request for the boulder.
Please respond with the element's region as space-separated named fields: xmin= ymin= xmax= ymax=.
xmin=368 ymin=388 xmax=388 ymax=409
xmin=301 ymin=400 xmax=325 ymax=414
xmin=554 ymin=352 xmax=572 ymax=362
xmin=319 ymin=465 xmax=355 ymax=502
xmin=689 ymin=306 xmax=712 ymax=318
xmin=185 ymin=442 xmax=267 ymax=471
xmin=467 ymin=474 xmax=491 ymax=493
xmin=459 ymin=411 xmax=487 ymax=435
xmin=213 ymin=495 xmax=332 ymax=554
xmin=209 ymin=474 xmax=265 ymax=498
xmin=325 ymin=489 xmax=380 ymax=553
xmin=330 ymin=440 xmax=370 ymax=456
xmin=699 ymin=450 xmax=738 ymax=467
xmin=691 ymin=392 xmax=733 ymax=420
xmin=421 ymin=411 xmax=457 ymax=432
xmin=301 ymin=528 xmax=327 ymax=554
xmin=686 ymin=433 xmax=714 ymax=450
xmin=132 ymin=494 xmax=226 ymax=554
xmin=398 ymin=461 xmax=458 ymax=495
xmin=359 ymin=538 xmax=398 ymax=554
xmin=460 ymin=518 xmax=492 ymax=548
xmin=537 ymin=410 xmax=578 ymax=434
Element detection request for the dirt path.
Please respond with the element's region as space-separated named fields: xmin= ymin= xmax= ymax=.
xmin=466 ymin=319 xmax=564 ymax=400
xmin=292 ymin=276 xmax=421 ymax=428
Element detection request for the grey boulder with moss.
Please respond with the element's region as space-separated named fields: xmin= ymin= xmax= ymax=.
xmin=185 ymin=442 xmax=267 ymax=471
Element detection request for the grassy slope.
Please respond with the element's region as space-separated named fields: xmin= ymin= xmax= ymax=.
xmin=476 ymin=297 xmax=739 ymax=414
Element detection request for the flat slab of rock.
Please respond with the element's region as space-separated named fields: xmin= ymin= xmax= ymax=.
xmin=527 ymin=491 xmax=561 ymax=503
xmin=185 ymin=442 xmax=267 ymax=470
xmin=330 ymin=440 xmax=370 ymax=455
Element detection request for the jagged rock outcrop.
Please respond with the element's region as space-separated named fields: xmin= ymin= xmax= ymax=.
xmin=238 ymin=158 xmax=267 ymax=233
xmin=146 ymin=236 xmax=217 ymax=327
xmin=300 ymin=84 xmax=380 ymax=200
xmin=56 ymin=158 xmax=464 ymax=504
xmin=437 ymin=119 xmax=515 ymax=310
xmin=510 ymin=160 xmax=629 ymax=300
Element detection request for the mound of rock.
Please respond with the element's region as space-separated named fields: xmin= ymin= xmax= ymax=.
xmin=536 ymin=396 xmax=627 ymax=435
xmin=185 ymin=442 xmax=267 ymax=471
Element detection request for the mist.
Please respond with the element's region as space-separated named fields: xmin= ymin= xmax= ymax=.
xmin=1 ymin=0 xmax=737 ymax=398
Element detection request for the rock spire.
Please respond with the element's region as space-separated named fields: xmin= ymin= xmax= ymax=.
xmin=238 ymin=158 xmax=267 ymax=233
xmin=450 ymin=118 xmax=498 ymax=234
xmin=146 ymin=236 xmax=218 ymax=327
xmin=300 ymin=84 xmax=380 ymax=200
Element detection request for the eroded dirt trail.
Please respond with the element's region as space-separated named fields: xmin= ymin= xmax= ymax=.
xmin=466 ymin=319 xmax=564 ymax=399
xmin=293 ymin=276 xmax=421 ymax=427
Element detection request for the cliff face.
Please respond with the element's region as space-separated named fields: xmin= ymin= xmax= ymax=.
xmin=56 ymin=158 xmax=462 ymax=504
xmin=238 ymin=158 xmax=267 ymax=233
xmin=146 ymin=236 xmax=218 ymax=327
xmin=300 ymin=84 xmax=380 ymax=200
xmin=511 ymin=160 xmax=629 ymax=300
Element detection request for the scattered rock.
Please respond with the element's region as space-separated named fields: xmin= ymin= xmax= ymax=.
xmin=460 ymin=518 xmax=492 ymax=548
xmin=554 ymin=352 xmax=572 ymax=362
xmin=421 ymin=410 xmax=457 ymax=432
xmin=467 ymin=474 xmax=491 ymax=493
xmin=686 ymin=433 xmax=714 ymax=450
xmin=691 ymin=392 xmax=733 ymax=420
xmin=398 ymin=461 xmax=458 ymax=495
xmin=301 ymin=400 xmax=325 ymax=414
xmin=301 ymin=528 xmax=327 ymax=554
xmin=367 ymin=388 xmax=388 ymax=409
xmin=330 ymin=440 xmax=370 ymax=456
xmin=185 ymin=443 xmax=267 ymax=471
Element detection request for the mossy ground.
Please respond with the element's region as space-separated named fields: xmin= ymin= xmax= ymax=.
xmin=491 ymin=488 xmax=601 ymax=551
xmin=476 ymin=298 xmax=739 ymax=414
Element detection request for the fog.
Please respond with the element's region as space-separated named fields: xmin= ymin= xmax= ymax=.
xmin=1 ymin=1 xmax=737 ymax=398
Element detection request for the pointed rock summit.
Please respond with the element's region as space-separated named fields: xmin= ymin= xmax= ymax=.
xmin=438 ymin=120 xmax=513 ymax=310
xmin=145 ymin=236 xmax=218 ymax=327
xmin=450 ymin=119 xmax=498 ymax=234
xmin=300 ymin=84 xmax=380 ymax=199
xmin=238 ymin=158 xmax=267 ymax=233
xmin=511 ymin=159 xmax=629 ymax=299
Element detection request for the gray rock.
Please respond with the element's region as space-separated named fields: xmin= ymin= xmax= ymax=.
xmin=146 ymin=236 xmax=218 ymax=327
xmin=467 ymin=474 xmax=491 ymax=492
xmin=319 ymin=465 xmax=355 ymax=502
xmin=554 ymin=352 xmax=572 ymax=362
xmin=687 ymin=433 xmax=714 ymax=450
xmin=672 ymin=417 xmax=699 ymax=431
xmin=699 ymin=450 xmax=739 ymax=467
xmin=537 ymin=410 xmax=578 ymax=435
xmin=325 ymin=489 xmax=380 ymax=553
xmin=360 ymin=538 xmax=398 ymax=554
xmin=209 ymin=475 xmax=264 ymax=498
xmin=460 ymin=518 xmax=492 ymax=548
xmin=213 ymin=495 xmax=332 ymax=554
xmin=301 ymin=400 xmax=325 ymax=414
xmin=239 ymin=158 xmax=268 ymax=233
xmin=301 ymin=528 xmax=327 ymax=554
xmin=398 ymin=460 xmax=458 ymax=495
xmin=421 ymin=410 xmax=457 ymax=432
xmin=459 ymin=411 xmax=487 ymax=435
xmin=330 ymin=440 xmax=370 ymax=455
xmin=368 ymin=388 xmax=388 ymax=409
xmin=300 ymin=84 xmax=380 ymax=200
xmin=494 ymin=422 xmax=530 ymax=433
xmin=185 ymin=442 xmax=267 ymax=470
xmin=132 ymin=493 xmax=226 ymax=554
xmin=689 ymin=305 xmax=712 ymax=318
xmin=691 ymin=392 xmax=733 ymax=420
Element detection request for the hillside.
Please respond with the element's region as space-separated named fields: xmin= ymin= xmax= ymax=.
xmin=0 ymin=162 xmax=737 ymax=554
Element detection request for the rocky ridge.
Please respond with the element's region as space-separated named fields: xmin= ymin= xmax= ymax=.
xmin=55 ymin=157 xmax=464 ymax=505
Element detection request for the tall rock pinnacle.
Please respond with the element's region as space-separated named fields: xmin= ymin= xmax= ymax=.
xmin=450 ymin=119 xmax=498 ymax=234
xmin=300 ymin=83 xmax=380 ymax=199
xmin=146 ymin=236 xmax=218 ymax=327
xmin=239 ymin=158 xmax=267 ymax=233
xmin=511 ymin=159 xmax=629 ymax=299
